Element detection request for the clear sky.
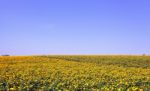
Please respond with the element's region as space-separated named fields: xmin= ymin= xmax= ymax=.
xmin=0 ymin=0 xmax=150 ymax=55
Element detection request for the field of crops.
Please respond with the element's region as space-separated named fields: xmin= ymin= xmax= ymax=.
xmin=0 ymin=55 xmax=150 ymax=91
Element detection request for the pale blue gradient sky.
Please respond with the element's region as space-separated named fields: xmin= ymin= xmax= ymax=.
xmin=0 ymin=0 xmax=150 ymax=55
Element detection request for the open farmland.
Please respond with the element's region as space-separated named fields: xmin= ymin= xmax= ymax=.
xmin=0 ymin=55 xmax=150 ymax=91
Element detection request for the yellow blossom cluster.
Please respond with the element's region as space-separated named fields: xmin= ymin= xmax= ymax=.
xmin=0 ymin=56 xmax=150 ymax=91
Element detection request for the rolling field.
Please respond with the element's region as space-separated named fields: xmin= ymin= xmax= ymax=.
xmin=0 ymin=55 xmax=150 ymax=91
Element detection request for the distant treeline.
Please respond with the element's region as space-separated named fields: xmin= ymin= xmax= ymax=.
xmin=1 ymin=55 xmax=10 ymax=56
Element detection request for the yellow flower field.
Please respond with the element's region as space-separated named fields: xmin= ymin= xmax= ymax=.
xmin=0 ymin=56 xmax=150 ymax=91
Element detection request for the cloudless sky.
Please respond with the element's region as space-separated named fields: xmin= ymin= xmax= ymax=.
xmin=0 ymin=0 xmax=150 ymax=55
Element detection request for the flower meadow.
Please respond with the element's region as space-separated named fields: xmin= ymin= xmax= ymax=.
xmin=0 ymin=55 xmax=150 ymax=91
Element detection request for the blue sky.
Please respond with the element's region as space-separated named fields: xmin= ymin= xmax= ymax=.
xmin=0 ymin=0 xmax=150 ymax=55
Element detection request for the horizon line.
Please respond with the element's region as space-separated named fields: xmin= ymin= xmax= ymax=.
xmin=1 ymin=54 xmax=149 ymax=56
